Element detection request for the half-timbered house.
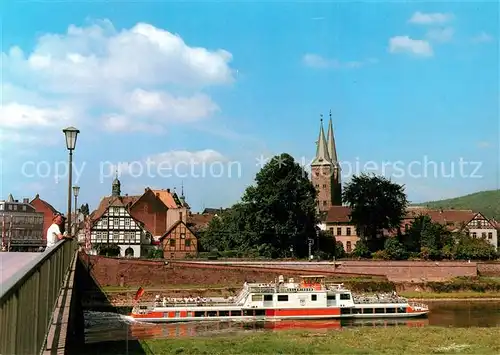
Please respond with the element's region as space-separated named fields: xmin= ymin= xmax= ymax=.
xmin=159 ymin=220 xmax=198 ymax=259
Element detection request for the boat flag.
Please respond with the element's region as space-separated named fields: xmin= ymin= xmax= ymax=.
xmin=134 ymin=287 xmax=145 ymax=301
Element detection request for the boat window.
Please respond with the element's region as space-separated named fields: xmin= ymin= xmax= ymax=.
xmin=243 ymin=310 xmax=254 ymax=316
xmin=363 ymin=308 xmax=374 ymax=314
xmin=311 ymin=294 xmax=317 ymax=301
xmin=255 ymin=309 xmax=265 ymax=316
xmin=194 ymin=311 xmax=205 ymax=317
xmin=230 ymin=310 xmax=242 ymax=316
xmin=327 ymin=295 xmax=335 ymax=300
xmin=219 ymin=311 xmax=229 ymax=316
xmin=252 ymin=294 xmax=263 ymax=301
xmin=264 ymin=294 xmax=273 ymax=301
xmin=175 ymin=311 xmax=180 ymax=317
xmin=353 ymin=308 xmax=362 ymax=314
xmin=375 ymin=308 xmax=385 ymax=314
xmin=339 ymin=294 xmax=351 ymax=300
xmin=187 ymin=311 xmax=194 ymax=317
xmin=139 ymin=306 xmax=148 ymax=309
xmin=207 ymin=311 xmax=217 ymax=317
xmin=277 ymin=295 xmax=288 ymax=302
xmin=386 ymin=308 xmax=396 ymax=314
xmin=397 ymin=307 xmax=406 ymax=313
xmin=340 ymin=308 xmax=351 ymax=315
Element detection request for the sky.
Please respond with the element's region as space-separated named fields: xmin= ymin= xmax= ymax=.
xmin=0 ymin=0 xmax=499 ymax=213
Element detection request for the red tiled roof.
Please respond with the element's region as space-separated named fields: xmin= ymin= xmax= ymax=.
xmin=187 ymin=212 xmax=215 ymax=231
xmin=150 ymin=189 xmax=179 ymax=208
xmin=325 ymin=206 xmax=352 ymax=223
xmin=90 ymin=195 xmax=141 ymax=222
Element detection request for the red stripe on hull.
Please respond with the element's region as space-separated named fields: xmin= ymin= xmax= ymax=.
xmin=267 ymin=308 xmax=341 ymax=317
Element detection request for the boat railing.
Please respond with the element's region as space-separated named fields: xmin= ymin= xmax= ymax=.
xmin=409 ymin=302 xmax=429 ymax=310
xmin=353 ymin=294 xmax=409 ymax=304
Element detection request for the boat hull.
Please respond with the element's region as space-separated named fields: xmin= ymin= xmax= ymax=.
xmin=130 ymin=310 xmax=429 ymax=323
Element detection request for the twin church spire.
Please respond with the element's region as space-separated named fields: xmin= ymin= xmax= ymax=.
xmin=312 ymin=110 xmax=338 ymax=167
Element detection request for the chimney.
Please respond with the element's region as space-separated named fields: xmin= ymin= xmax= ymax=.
xmin=23 ymin=198 xmax=29 ymax=203
xmin=167 ymin=188 xmax=170 ymax=193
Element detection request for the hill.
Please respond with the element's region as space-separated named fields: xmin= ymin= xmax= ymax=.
xmin=415 ymin=190 xmax=500 ymax=221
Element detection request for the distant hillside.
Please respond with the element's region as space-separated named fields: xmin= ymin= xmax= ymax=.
xmin=415 ymin=190 xmax=500 ymax=221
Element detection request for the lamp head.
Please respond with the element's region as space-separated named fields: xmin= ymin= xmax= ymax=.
xmin=73 ymin=186 xmax=80 ymax=197
xmin=62 ymin=126 xmax=80 ymax=150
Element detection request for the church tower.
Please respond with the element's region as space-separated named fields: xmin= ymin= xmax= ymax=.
xmin=311 ymin=111 xmax=342 ymax=212
xmin=111 ymin=171 xmax=121 ymax=197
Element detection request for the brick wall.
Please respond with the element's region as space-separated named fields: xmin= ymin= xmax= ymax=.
xmin=85 ymin=255 xmax=357 ymax=287
xmin=173 ymin=260 xmax=478 ymax=282
xmin=477 ymin=262 xmax=500 ymax=276
xmin=85 ymin=255 xmax=478 ymax=286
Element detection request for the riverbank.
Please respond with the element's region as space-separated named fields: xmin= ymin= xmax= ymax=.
xmin=81 ymin=327 xmax=500 ymax=354
xmin=400 ymin=291 xmax=500 ymax=300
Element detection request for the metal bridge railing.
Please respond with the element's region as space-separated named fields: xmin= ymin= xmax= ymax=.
xmin=0 ymin=239 xmax=77 ymax=355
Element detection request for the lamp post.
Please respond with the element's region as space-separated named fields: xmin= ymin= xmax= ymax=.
xmin=73 ymin=186 xmax=80 ymax=235
xmin=63 ymin=126 xmax=80 ymax=237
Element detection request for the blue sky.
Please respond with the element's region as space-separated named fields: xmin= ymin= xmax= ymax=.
xmin=1 ymin=1 xmax=498 ymax=213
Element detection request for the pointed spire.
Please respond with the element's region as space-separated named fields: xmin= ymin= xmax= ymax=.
xmin=311 ymin=114 xmax=331 ymax=166
xmin=181 ymin=181 xmax=184 ymax=197
xmin=326 ymin=109 xmax=338 ymax=164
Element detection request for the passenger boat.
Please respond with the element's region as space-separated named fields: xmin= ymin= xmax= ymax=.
xmin=130 ymin=275 xmax=429 ymax=323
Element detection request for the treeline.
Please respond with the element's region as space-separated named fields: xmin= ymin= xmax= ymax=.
xmin=197 ymin=153 xmax=498 ymax=261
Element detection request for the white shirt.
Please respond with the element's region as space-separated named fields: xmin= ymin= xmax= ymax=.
xmin=46 ymin=223 xmax=61 ymax=248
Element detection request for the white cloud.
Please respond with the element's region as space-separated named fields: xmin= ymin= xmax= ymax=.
xmin=303 ymin=54 xmax=377 ymax=69
xmin=409 ymin=11 xmax=453 ymax=25
xmin=477 ymin=141 xmax=492 ymax=149
xmin=2 ymin=19 xmax=234 ymax=137
xmin=388 ymin=36 xmax=433 ymax=57
xmin=472 ymin=32 xmax=494 ymax=43
xmin=109 ymin=149 xmax=227 ymax=177
xmin=426 ymin=27 xmax=454 ymax=43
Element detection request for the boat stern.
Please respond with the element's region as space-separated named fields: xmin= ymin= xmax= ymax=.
xmin=408 ymin=302 xmax=430 ymax=316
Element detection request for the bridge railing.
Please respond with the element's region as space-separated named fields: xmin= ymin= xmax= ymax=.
xmin=0 ymin=238 xmax=77 ymax=355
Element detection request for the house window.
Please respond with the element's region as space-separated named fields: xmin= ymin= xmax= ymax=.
xmin=482 ymin=232 xmax=487 ymax=238
xmin=144 ymin=205 xmax=148 ymax=212
xmin=169 ymin=239 xmax=176 ymax=247
xmin=125 ymin=218 xmax=130 ymax=227
xmin=346 ymin=227 xmax=351 ymax=236
xmin=488 ymin=232 xmax=493 ymax=239
xmin=346 ymin=241 xmax=352 ymax=253
xmin=322 ymin=201 xmax=327 ymax=206
xmin=404 ymin=224 xmax=409 ymax=232
xmin=114 ymin=218 xmax=119 ymax=226
xmin=180 ymin=233 xmax=186 ymax=239
xmin=179 ymin=211 xmax=183 ymax=221
xmin=472 ymin=232 xmax=477 ymax=238
xmin=336 ymin=227 xmax=342 ymax=236
xmin=323 ymin=184 xmax=327 ymax=188
xmin=329 ymin=227 xmax=334 ymax=235
xmin=185 ymin=239 xmax=191 ymax=247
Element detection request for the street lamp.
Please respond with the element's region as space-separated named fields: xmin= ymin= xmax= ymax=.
xmin=73 ymin=186 xmax=80 ymax=235
xmin=63 ymin=126 xmax=80 ymax=236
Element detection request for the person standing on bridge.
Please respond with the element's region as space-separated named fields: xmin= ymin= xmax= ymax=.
xmin=46 ymin=214 xmax=71 ymax=249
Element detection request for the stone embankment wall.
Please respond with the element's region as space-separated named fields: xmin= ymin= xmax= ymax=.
xmin=85 ymin=254 xmax=478 ymax=287
xmin=85 ymin=254 xmax=369 ymax=287
xmin=172 ymin=260 xmax=477 ymax=282
xmin=477 ymin=262 xmax=500 ymax=276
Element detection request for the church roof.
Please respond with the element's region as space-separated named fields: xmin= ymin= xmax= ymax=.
xmin=311 ymin=117 xmax=331 ymax=166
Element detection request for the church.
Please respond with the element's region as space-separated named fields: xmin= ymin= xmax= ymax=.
xmin=311 ymin=111 xmax=342 ymax=212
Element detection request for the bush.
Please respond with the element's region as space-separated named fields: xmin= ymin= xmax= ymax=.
xmin=372 ymin=250 xmax=390 ymax=260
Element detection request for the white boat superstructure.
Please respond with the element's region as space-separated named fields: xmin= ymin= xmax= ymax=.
xmin=130 ymin=275 xmax=429 ymax=323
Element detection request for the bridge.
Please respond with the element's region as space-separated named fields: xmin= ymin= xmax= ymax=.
xmin=0 ymin=239 xmax=85 ymax=355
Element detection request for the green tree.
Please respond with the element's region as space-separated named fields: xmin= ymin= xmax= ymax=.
xmin=201 ymin=153 xmax=318 ymax=258
xmin=453 ymin=233 xmax=497 ymax=260
xmin=384 ymin=237 xmax=408 ymax=260
xmin=342 ymin=174 xmax=408 ymax=252
xmin=352 ymin=240 xmax=371 ymax=258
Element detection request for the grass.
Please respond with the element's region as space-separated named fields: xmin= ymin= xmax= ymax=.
xmin=414 ymin=189 xmax=500 ymax=220
xmin=400 ymin=291 xmax=500 ymax=299
xmin=83 ymin=327 xmax=500 ymax=354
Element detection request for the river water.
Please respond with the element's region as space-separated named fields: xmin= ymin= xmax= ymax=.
xmin=84 ymin=301 xmax=500 ymax=344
